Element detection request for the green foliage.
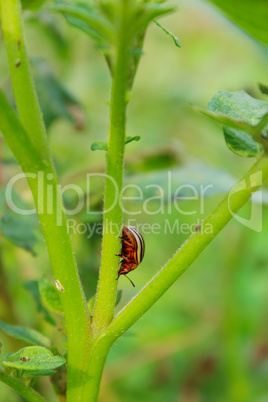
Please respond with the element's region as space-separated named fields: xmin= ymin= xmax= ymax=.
xmin=0 ymin=320 xmax=51 ymax=348
xmin=126 ymin=162 xmax=236 ymax=200
xmin=0 ymin=372 xmax=45 ymax=402
xmin=24 ymin=281 xmax=56 ymax=326
xmin=50 ymin=0 xmax=174 ymax=87
xmin=38 ymin=277 xmax=63 ymax=315
xmin=125 ymin=135 xmax=141 ymax=145
xmin=91 ymin=141 xmax=108 ymax=151
xmin=0 ymin=188 xmax=40 ymax=255
xmin=22 ymin=0 xmax=46 ymax=10
xmin=32 ymin=59 xmax=84 ymax=130
xmin=3 ymin=346 xmax=65 ymax=372
xmin=1 ymin=0 xmax=268 ymax=401
xmin=154 ymin=20 xmax=181 ymax=47
xmin=91 ymin=136 xmax=140 ymax=151
xmin=206 ymin=0 xmax=268 ymax=46
xmin=223 ymin=127 xmax=263 ymax=158
xmin=196 ymin=90 xmax=268 ymax=157
xmin=115 ymin=289 xmax=123 ymax=307
xmin=259 ymin=83 xmax=268 ymax=95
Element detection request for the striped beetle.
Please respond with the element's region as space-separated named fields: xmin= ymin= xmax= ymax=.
xmin=20 ymin=357 xmax=30 ymax=362
xmin=116 ymin=226 xmax=145 ymax=287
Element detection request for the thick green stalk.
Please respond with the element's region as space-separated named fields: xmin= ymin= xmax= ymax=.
xmin=0 ymin=1 xmax=90 ymax=399
xmin=91 ymin=3 xmax=130 ymax=334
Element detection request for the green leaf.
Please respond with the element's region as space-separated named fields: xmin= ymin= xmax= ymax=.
xmin=223 ymin=127 xmax=263 ymax=158
xmin=32 ymin=59 xmax=85 ymax=130
xmin=24 ymin=281 xmax=56 ymax=326
xmin=154 ymin=20 xmax=181 ymax=47
xmin=207 ymin=91 xmax=268 ymax=129
xmin=204 ymin=90 xmax=268 ymax=157
xmin=91 ymin=137 xmax=140 ymax=151
xmin=91 ymin=141 xmax=108 ymax=152
xmin=0 ymin=188 xmax=40 ymax=255
xmin=27 ymin=12 xmax=68 ymax=57
xmin=38 ymin=277 xmax=63 ymax=315
xmin=206 ymin=0 xmax=268 ymax=47
xmin=125 ymin=162 xmax=237 ymax=201
xmin=194 ymin=105 xmax=268 ymax=136
xmin=22 ymin=0 xmax=46 ymax=10
xmin=0 ymin=320 xmax=51 ymax=348
xmin=51 ymin=0 xmax=112 ymax=45
xmin=23 ymin=369 xmax=57 ymax=377
xmin=3 ymin=346 xmax=66 ymax=372
xmin=115 ymin=290 xmax=122 ymax=307
xmin=0 ymin=372 xmax=45 ymax=402
xmin=259 ymin=83 xmax=268 ymax=95
xmin=125 ymin=136 xmax=141 ymax=145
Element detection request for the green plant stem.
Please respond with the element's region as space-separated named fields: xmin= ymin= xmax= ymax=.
xmin=0 ymin=1 xmax=90 ymax=398
xmin=91 ymin=3 xmax=130 ymax=335
xmin=0 ymin=0 xmax=49 ymax=161
xmin=0 ymin=372 xmax=45 ymax=402
xmin=0 ymin=89 xmax=89 ymax=402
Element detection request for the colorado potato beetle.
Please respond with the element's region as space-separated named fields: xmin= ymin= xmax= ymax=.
xmin=20 ymin=357 xmax=30 ymax=362
xmin=116 ymin=226 xmax=145 ymax=287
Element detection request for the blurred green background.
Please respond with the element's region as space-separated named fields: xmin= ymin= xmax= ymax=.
xmin=0 ymin=0 xmax=268 ymax=401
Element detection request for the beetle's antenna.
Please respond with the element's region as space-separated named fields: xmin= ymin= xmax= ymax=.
xmin=124 ymin=274 xmax=135 ymax=287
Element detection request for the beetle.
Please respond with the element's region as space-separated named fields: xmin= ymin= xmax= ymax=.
xmin=116 ymin=225 xmax=145 ymax=287
xmin=20 ymin=357 xmax=30 ymax=362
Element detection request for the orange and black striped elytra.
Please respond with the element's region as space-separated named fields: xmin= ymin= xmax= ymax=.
xmin=20 ymin=357 xmax=30 ymax=362
xmin=116 ymin=226 xmax=145 ymax=287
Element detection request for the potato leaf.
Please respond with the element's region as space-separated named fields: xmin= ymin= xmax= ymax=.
xmin=0 ymin=320 xmax=51 ymax=348
xmin=206 ymin=0 xmax=268 ymax=47
xmin=0 ymin=188 xmax=40 ymax=255
xmin=3 ymin=346 xmax=65 ymax=372
xmin=196 ymin=90 xmax=268 ymax=157
xmin=39 ymin=277 xmax=63 ymax=315
xmin=24 ymin=281 xmax=56 ymax=326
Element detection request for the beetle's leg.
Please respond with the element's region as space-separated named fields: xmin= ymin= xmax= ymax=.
xmin=122 ymin=239 xmax=134 ymax=248
xmin=124 ymin=274 xmax=135 ymax=287
xmin=121 ymin=255 xmax=131 ymax=263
